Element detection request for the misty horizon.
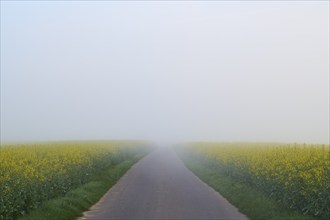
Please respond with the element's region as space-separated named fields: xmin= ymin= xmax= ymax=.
xmin=1 ymin=1 xmax=329 ymax=144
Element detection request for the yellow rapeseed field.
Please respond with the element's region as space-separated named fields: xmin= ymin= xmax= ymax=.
xmin=0 ymin=141 xmax=148 ymax=220
xmin=188 ymin=143 xmax=330 ymax=219
xmin=1 ymin=143 xmax=118 ymax=184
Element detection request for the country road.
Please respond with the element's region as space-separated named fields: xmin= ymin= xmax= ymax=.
xmin=79 ymin=147 xmax=248 ymax=220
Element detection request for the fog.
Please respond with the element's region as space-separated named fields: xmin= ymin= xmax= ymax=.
xmin=1 ymin=1 xmax=329 ymax=144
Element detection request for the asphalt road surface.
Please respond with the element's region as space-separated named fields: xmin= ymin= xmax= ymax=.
xmin=79 ymin=147 xmax=248 ymax=220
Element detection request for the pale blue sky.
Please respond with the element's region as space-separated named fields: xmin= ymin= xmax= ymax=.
xmin=1 ymin=1 xmax=329 ymax=144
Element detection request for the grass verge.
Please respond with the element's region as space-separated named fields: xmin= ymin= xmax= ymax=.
xmin=176 ymin=149 xmax=316 ymax=220
xmin=18 ymin=155 xmax=143 ymax=220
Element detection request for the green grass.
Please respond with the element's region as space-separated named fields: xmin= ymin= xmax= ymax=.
xmin=176 ymin=148 xmax=316 ymax=220
xmin=18 ymin=155 xmax=144 ymax=220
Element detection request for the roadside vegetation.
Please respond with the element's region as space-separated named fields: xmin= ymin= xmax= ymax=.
xmin=176 ymin=142 xmax=329 ymax=220
xmin=0 ymin=141 xmax=153 ymax=220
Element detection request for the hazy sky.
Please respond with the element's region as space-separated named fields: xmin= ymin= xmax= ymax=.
xmin=1 ymin=1 xmax=329 ymax=144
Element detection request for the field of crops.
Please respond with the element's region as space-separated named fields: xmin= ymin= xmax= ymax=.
xmin=186 ymin=143 xmax=330 ymax=220
xmin=0 ymin=141 xmax=151 ymax=220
